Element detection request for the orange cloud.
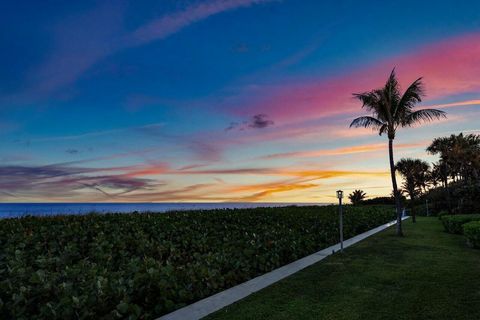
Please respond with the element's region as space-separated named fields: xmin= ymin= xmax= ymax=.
xmin=235 ymin=183 xmax=318 ymax=201
xmin=281 ymin=170 xmax=390 ymax=179
xmin=173 ymin=166 xmax=390 ymax=179
xmin=261 ymin=142 xmax=426 ymax=160
xmin=222 ymin=169 xmax=390 ymax=201
xmin=123 ymin=164 xmax=170 ymax=177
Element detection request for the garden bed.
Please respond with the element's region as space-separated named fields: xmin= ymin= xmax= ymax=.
xmin=0 ymin=205 xmax=393 ymax=319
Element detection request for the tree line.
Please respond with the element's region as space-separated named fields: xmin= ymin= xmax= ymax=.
xmin=399 ymin=133 xmax=480 ymax=219
xmin=348 ymin=133 xmax=480 ymax=223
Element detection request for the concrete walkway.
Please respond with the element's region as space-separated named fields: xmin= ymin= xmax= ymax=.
xmin=158 ymin=217 xmax=408 ymax=320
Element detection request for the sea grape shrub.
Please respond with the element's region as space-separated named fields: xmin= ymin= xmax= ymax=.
xmin=0 ymin=205 xmax=393 ymax=319
xmin=463 ymin=221 xmax=480 ymax=248
xmin=441 ymin=214 xmax=480 ymax=234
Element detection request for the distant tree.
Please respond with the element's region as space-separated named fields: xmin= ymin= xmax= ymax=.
xmin=361 ymin=196 xmax=396 ymax=205
xmin=396 ymin=158 xmax=430 ymax=223
xmin=390 ymin=189 xmax=407 ymax=202
xmin=430 ymin=161 xmax=450 ymax=191
xmin=427 ymin=133 xmax=480 ymax=213
xmin=428 ymin=133 xmax=480 ymax=182
xmin=427 ymin=164 xmax=442 ymax=189
xmin=348 ymin=189 xmax=367 ymax=205
xmin=350 ymin=69 xmax=446 ymax=236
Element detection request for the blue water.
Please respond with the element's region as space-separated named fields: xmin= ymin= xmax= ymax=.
xmin=0 ymin=203 xmax=326 ymax=218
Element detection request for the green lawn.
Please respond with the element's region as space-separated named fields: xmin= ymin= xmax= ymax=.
xmin=207 ymin=217 xmax=480 ymax=320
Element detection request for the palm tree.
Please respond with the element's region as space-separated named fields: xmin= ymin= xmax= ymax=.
xmin=427 ymin=168 xmax=440 ymax=189
xmin=450 ymin=133 xmax=480 ymax=182
xmin=350 ymin=69 xmax=446 ymax=236
xmin=396 ymin=158 xmax=430 ymax=223
xmin=431 ymin=160 xmax=452 ymax=213
xmin=415 ymin=161 xmax=431 ymax=193
xmin=348 ymin=189 xmax=367 ymax=205
xmin=428 ymin=133 xmax=480 ymax=182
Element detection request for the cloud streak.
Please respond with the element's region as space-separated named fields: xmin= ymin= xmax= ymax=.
xmin=0 ymin=160 xmax=390 ymax=202
xmin=175 ymin=167 xmax=390 ymax=179
xmin=422 ymin=99 xmax=480 ymax=110
xmin=127 ymin=0 xmax=274 ymax=46
xmin=14 ymin=0 xmax=275 ymax=100
xmin=0 ymin=163 xmax=165 ymax=201
xmin=260 ymin=141 xmax=427 ymax=160
xmin=234 ymin=183 xmax=318 ymax=201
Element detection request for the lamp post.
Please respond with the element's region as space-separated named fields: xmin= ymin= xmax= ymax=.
xmin=337 ymin=190 xmax=344 ymax=252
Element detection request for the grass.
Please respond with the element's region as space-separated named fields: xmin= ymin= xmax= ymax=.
xmin=207 ymin=217 xmax=480 ymax=320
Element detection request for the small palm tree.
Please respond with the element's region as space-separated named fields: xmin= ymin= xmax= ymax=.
xmin=348 ymin=189 xmax=367 ymax=205
xmin=350 ymin=69 xmax=446 ymax=236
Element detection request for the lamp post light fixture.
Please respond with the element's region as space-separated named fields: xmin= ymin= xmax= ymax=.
xmin=337 ymin=190 xmax=344 ymax=252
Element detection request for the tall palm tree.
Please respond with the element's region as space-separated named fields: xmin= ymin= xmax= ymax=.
xmin=396 ymin=158 xmax=430 ymax=223
xmin=348 ymin=189 xmax=367 ymax=205
xmin=350 ymin=69 xmax=446 ymax=236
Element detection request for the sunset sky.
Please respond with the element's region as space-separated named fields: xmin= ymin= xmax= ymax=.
xmin=1 ymin=0 xmax=480 ymax=203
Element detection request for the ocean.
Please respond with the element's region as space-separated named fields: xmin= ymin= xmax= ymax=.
xmin=0 ymin=202 xmax=327 ymax=218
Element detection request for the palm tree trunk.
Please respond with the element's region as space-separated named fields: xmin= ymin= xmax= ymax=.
xmin=410 ymin=195 xmax=416 ymax=223
xmin=445 ymin=179 xmax=452 ymax=214
xmin=389 ymin=138 xmax=403 ymax=236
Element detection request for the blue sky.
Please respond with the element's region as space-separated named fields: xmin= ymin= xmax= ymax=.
xmin=1 ymin=0 xmax=480 ymax=202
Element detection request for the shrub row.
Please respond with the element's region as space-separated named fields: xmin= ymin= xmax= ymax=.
xmin=0 ymin=205 xmax=394 ymax=319
xmin=441 ymin=214 xmax=480 ymax=234
xmin=463 ymin=221 xmax=480 ymax=248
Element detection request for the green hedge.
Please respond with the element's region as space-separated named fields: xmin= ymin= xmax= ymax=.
xmin=0 ymin=205 xmax=394 ymax=319
xmin=441 ymin=214 xmax=480 ymax=234
xmin=437 ymin=211 xmax=450 ymax=220
xmin=463 ymin=221 xmax=480 ymax=248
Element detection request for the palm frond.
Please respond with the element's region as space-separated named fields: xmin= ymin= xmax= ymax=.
xmin=349 ymin=116 xmax=384 ymax=131
xmin=396 ymin=77 xmax=424 ymax=116
xmin=384 ymin=68 xmax=401 ymax=108
xmin=403 ymin=108 xmax=446 ymax=126
xmin=373 ymin=89 xmax=391 ymax=123
xmin=379 ymin=123 xmax=388 ymax=136
xmin=352 ymin=91 xmax=380 ymax=110
xmin=427 ymin=136 xmax=450 ymax=154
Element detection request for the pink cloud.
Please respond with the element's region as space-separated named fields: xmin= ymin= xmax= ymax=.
xmin=236 ymin=32 xmax=480 ymax=123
